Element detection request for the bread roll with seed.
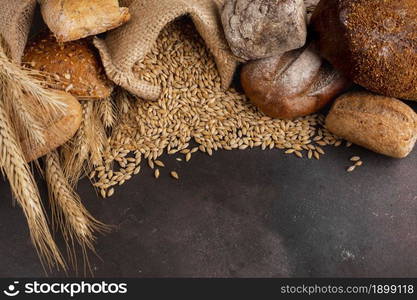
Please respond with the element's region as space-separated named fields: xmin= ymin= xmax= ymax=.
xmin=39 ymin=0 xmax=131 ymax=42
xmin=21 ymin=90 xmax=82 ymax=162
xmin=23 ymin=34 xmax=113 ymax=100
xmin=326 ymin=91 xmax=417 ymax=158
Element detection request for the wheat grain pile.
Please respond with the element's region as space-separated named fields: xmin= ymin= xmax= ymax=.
xmin=92 ymin=19 xmax=345 ymax=197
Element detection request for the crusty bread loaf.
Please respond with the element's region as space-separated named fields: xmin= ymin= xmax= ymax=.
xmin=39 ymin=0 xmax=131 ymax=42
xmin=21 ymin=90 xmax=82 ymax=162
xmin=311 ymin=0 xmax=417 ymax=100
xmin=23 ymin=34 xmax=113 ymax=100
xmin=241 ymin=44 xmax=351 ymax=119
xmin=326 ymin=91 xmax=417 ymax=158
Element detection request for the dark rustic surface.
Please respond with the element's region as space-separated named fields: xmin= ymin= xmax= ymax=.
xmin=0 ymin=102 xmax=416 ymax=278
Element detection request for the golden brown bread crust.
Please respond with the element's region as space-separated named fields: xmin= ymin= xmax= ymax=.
xmin=22 ymin=34 xmax=113 ymax=100
xmin=326 ymin=91 xmax=417 ymax=158
xmin=39 ymin=0 xmax=131 ymax=42
xmin=21 ymin=90 xmax=82 ymax=162
xmin=241 ymin=44 xmax=351 ymax=119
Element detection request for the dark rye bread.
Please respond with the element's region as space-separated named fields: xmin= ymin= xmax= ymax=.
xmin=326 ymin=91 xmax=417 ymax=158
xmin=241 ymin=43 xmax=351 ymax=119
xmin=311 ymin=0 xmax=417 ymax=100
xmin=23 ymin=34 xmax=113 ymax=100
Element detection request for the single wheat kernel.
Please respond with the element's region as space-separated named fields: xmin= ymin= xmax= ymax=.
xmin=347 ymin=166 xmax=356 ymax=172
xmin=155 ymin=160 xmax=165 ymax=167
xmin=107 ymin=188 xmax=115 ymax=197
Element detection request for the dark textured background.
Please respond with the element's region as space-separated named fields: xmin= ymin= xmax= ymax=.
xmin=0 ymin=99 xmax=416 ymax=277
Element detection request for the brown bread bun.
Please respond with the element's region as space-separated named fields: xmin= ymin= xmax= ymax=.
xmin=326 ymin=91 xmax=417 ymax=158
xmin=39 ymin=0 xmax=131 ymax=42
xmin=23 ymin=34 xmax=113 ymax=100
xmin=21 ymin=90 xmax=82 ymax=162
xmin=311 ymin=0 xmax=417 ymax=100
xmin=241 ymin=43 xmax=351 ymax=119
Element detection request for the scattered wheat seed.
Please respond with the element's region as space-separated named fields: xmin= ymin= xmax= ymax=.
xmin=170 ymin=171 xmax=179 ymax=180
xmin=355 ymin=161 xmax=363 ymax=167
xmin=350 ymin=156 xmax=361 ymax=162
xmin=316 ymin=147 xmax=325 ymax=155
xmin=295 ymin=151 xmax=303 ymax=158
xmin=107 ymin=188 xmax=114 ymax=197
xmin=148 ymin=159 xmax=155 ymax=169
xmin=347 ymin=166 xmax=356 ymax=172
xmin=134 ymin=166 xmax=141 ymax=174
xmin=154 ymin=169 xmax=160 ymax=179
xmin=185 ymin=152 xmax=191 ymax=162
xmin=155 ymin=160 xmax=165 ymax=167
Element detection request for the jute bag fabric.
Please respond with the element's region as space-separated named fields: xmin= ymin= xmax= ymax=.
xmin=94 ymin=0 xmax=239 ymax=101
xmin=0 ymin=0 xmax=37 ymax=63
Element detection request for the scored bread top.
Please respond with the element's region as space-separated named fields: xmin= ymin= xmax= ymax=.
xmin=23 ymin=34 xmax=113 ymax=100
xmin=332 ymin=92 xmax=417 ymax=126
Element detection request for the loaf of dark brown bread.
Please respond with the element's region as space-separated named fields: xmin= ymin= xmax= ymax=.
xmin=241 ymin=44 xmax=351 ymax=119
xmin=311 ymin=0 xmax=417 ymax=100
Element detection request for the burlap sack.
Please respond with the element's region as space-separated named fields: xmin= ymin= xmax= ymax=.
xmin=94 ymin=0 xmax=239 ymax=101
xmin=0 ymin=0 xmax=36 ymax=63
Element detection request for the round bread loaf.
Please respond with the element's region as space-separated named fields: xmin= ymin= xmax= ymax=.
xmin=23 ymin=34 xmax=113 ymax=100
xmin=221 ymin=0 xmax=307 ymax=61
xmin=311 ymin=0 xmax=417 ymax=100
xmin=241 ymin=44 xmax=351 ymax=119
xmin=20 ymin=90 xmax=82 ymax=162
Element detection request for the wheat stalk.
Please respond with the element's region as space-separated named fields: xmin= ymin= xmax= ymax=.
xmin=90 ymin=102 xmax=108 ymax=167
xmin=5 ymin=86 xmax=46 ymax=147
xmin=61 ymin=101 xmax=92 ymax=185
xmin=0 ymin=95 xmax=65 ymax=271
xmin=98 ymin=96 xmax=116 ymax=129
xmin=0 ymin=41 xmax=66 ymax=116
xmin=45 ymin=150 xmax=108 ymax=273
xmin=116 ymin=88 xmax=132 ymax=115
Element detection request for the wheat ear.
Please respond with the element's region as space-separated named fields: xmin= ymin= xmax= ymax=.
xmin=6 ymin=86 xmax=46 ymax=147
xmin=98 ymin=96 xmax=116 ymax=129
xmin=0 ymin=41 xmax=66 ymax=115
xmin=90 ymin=102 xmax=108 ymax=167
xmin=45 ymin=150 xmax=108 ymax=272
xmin=116 ymin=88 xmax=132 ymax=115
xmin=0 ymin=97 xmax=66 ymax=271
xmin=62 ymin=101 xmax=92 ymax=185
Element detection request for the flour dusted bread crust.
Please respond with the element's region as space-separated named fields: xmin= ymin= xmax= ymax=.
xmin=21 ymin=90 xmax=82 ymax=162
xmin=39 ymin=0 xmax=131 ymax=42
xmin=326 ymin=91 xmax=417 ymax=158
xmin=241 ymin=44 xmax=350 ymax=119
xmin=23 ymin=34 xmax=113 ymax=100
